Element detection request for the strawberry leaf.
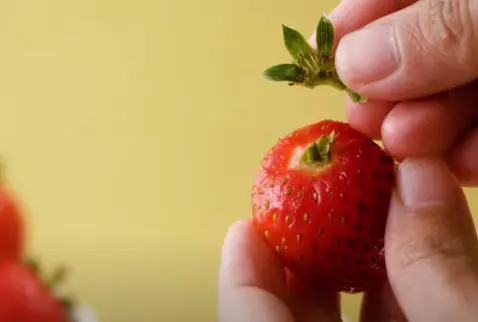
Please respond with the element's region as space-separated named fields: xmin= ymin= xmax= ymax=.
xmin=316 ymin=14 xmax=335 ymax=57
xmin=282 ymin=25 xmax=316 ymax=64
xmin=263 ymin=17 xmax=368 ymax=104
xmin=346 ymin=89 xmax=368 ymax=103
xmin=263 ymin=64 xmax=305 ymax=83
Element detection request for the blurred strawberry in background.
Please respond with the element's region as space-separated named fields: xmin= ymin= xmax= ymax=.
xmin=0 ymin=262 xmax=66 ymax=322
xmin=0 ymin=188 xmax=24 ymax=262
xmin=0 ymin=164 xmax=94 ymax=322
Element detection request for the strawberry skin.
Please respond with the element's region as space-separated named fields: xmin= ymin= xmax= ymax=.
xmin=251 ymin=120 xmax=395 ymax=293
xmin=0 ymin=189 xmax=24 ymax=262
xmin=0 ymin=262 xmax=65 ymax=322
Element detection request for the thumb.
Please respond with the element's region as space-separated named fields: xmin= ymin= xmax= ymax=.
xmin=335 ymin=0 xmax=478 ymax=100
xmin=386 ymin=158 xmax=478 ymax=322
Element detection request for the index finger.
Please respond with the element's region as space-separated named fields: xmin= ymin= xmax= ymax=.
xmin=309 ymin=0 xmax=416 ymax=49
xmin=331 ymin=0 xmax=416 ymax=40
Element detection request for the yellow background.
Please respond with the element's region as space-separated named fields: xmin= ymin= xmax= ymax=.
xmin=0 ymin=0 xmax=476 ymax=321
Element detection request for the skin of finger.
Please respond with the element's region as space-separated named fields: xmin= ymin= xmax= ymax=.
xmin=329 ymin=0 xmax=416 ymax=41
xmin=288 ymin=291 xmax=342 ymax=322
xmin=447 ymin=126 xmax=478 ymax=187
xmin=218 ymin=220 xmax=293 ymax=322
xmin=388 ymin=203 xmax=478 ymax=322
xmin=346 ymin=82 xmax=478 ymax=184
xmin=444 ymin=82 xmax=478 ymax=186
xmin=347 ymin=0 xmax=478 ymax=100
xmin=359 ymin=281 xmax=408 ymax=322
xmin=218 ymin=220 xmax=342 ymax=322
xmin=346 ymin=98 xmax=395 ymax=140
xmin=285 ymin=271 xmax=342 ymax=322
xmin=308 ymin=0 xmax=416 ymax=50
xmin=386 ymin=160 xmax=478 ymax=321
xmin=380 ymin=92 xmax=475 ymax=160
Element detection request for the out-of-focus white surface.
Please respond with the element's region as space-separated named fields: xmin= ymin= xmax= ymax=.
xmin=54 ymin=288 xmax=97 ymax=322
xmin=73 ymin=305 xmax=97 ymax=322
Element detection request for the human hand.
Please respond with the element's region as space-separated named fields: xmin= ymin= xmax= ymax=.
xmin=325 ymin=0 xmax=478 ymax=185
xmin=218 ymin=157 xmax=478 ymax=321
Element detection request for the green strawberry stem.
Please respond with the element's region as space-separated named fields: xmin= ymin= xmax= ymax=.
xmin=263 ymin=14 xmax=367 ymax=103
xmin=300 ymin=131 xmax=335 ymax=165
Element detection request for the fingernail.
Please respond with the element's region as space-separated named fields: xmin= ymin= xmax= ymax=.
xmin=336 ymin=26 xmax=400 ymax=86
xmin=397 ymin=158 xmax=460 ymax=207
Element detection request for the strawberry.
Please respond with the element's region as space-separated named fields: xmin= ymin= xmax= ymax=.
xmin=251 ymin=120 xmax=395 ymax=293
xmin=0 ymin=262 xmax=66 ymax=322
xmin=0 ymin=188 xmax=24 ymax=262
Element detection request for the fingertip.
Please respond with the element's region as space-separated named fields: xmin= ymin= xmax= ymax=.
xmin=336 ymin=0 xmax=478 ymax=101
xmin=447 ymin=127 xmax=478 ymax=187
xmin=220 ymin=219 xmax=260 ymax=274
xmin=334 ymin=37 xmax=355 ymax=88
xmin=328 ymin=0 xmax=414 ymax=42
xmin=381 ymin=95 xmax=473 ymax=160
xmin=381 ymin=112 xmax=404 ymax=159
xmin=346 ymin=98 xmax=393 ymax=140
xmin=221 ymin=220 xmax=253 ymax=269
xmin=308 ymin=31 xmax=317 ymax=50
xmin=219 ymin=219 xmax=286 ymax=294
xmin=222 ymin=220 xmax=254 ymax=253
xmin=311 ymin=0 xmax=413 ymax=55
xmin=218 ymin=220 xmax=292 ymax=322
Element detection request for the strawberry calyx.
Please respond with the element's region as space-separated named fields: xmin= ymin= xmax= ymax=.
xmin=23 ymin=256 xmax=77 ymax=322
xmin=300 ymin=130 xmax=335 ymax=166
xmin=263 ymin=14 xmax=367 ymax=103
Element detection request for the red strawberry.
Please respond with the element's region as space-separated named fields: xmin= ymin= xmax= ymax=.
xmin=0 ymin=189 xmax=24 ymax=262
xmin=251 ymin=120 xmax=395 ymax=293
xmin=0 ymin=262 xmax=66 ymax=322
